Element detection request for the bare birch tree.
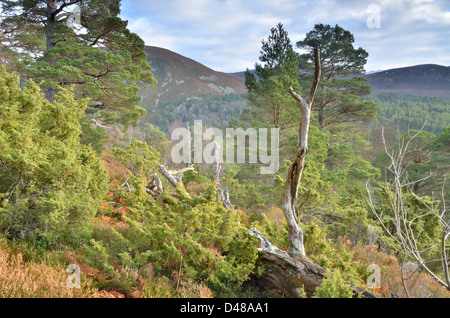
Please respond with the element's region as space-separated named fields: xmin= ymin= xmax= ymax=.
xmin=366 ymin=125 xmax=450 ymax=291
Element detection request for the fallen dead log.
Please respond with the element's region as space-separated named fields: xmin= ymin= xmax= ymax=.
xmin=157 ymin=164 xmax=195 ymax=189
xmin=249 ymin=228 xmax=377 ymax=298
xmin=146 ymin=173 xmax=164 ymax=197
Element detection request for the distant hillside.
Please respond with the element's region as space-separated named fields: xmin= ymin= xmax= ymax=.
xmin=139 ymin=46 xmax=246 ymax=108
xmin=234 ymin=64 xmax=450 ymax=98
xmin=137 ymin=47 xmax=449 ymax=136
xmin=367 ymin=93 xmax=450 ymax=134
xmin=363 ymin=64 xmax=450 ymax=98
xmin=137 ymin=46 xmax=248 ymax=131
xmin=232 ymin=70 xmax=254 ymax=79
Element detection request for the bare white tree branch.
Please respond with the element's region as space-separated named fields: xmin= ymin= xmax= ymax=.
xmin=367 ymin=125 xmax=450 ymax=290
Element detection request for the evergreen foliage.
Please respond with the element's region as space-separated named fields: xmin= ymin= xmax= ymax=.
xmin=0 ymin=11 xmax=448 ymax=298
xmin=153 ymin=93 xmax=247 ymax=133
xmin=368 ymin=93 xmax=450 ymax=134
xmin=0 ymin=0 xmax=156 ymax=139
xmin=0 ymin=67 xmax=108 ymax=247
xmin=243 ymin=23 xmax=300 ymax=131
xmin=297 ymin=23 xmax=377 ymax=130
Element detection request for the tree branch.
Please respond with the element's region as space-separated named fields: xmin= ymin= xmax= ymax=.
xmin=157 ymin=164 xmax=195 ymax=190
xmin=367 ymin=125 xmax=450 ymax=290
xmin=157 ymin=164 xmax=179 ymax=189
xmin=213 ymin=141 xmax=233 ymax=211
xmin=146 ymin=173 xmax=164 ymax=197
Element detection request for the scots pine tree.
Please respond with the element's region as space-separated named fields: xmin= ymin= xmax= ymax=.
xmin=0 ymin=0 xmax=156 ymax=130
xmin=297 ymin=24 xmax=377 ymax=129
xmin=243 ymin=23 xmax=300 ymax=131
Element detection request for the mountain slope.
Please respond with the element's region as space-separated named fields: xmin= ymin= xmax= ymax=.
xmin=137 ymin=46 xmax=449 ymax=136
xmin=363 ymin=64 xmax=450 ymax=97
xmin=139 ymin=46 xmax=246 ymax=110
xmin=234 ymin=64 xmax=450 ymax=98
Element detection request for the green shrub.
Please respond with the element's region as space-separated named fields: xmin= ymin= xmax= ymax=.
xmin=313 ymin=271 xmax=354 ymax=298
xmin=304 ymin=222 xmax=361 ymax=284
xmin=83 ymin=173 xmax=259 ymax=296
xmin=0 ymin=67 xmax=108 ymax=247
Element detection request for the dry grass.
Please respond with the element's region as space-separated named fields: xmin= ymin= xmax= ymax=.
xmin=99 ymin=152 xmax=130 ymax=187
xmin=138 ymin=263 xmax=214 ymax=298
xmin=0 ymin=245 xmax=98 ymax=298
xmin=0 ymin=227 xmax=214 ymax=299
xmin=185 ymin=182 xmax=211 ymax=197
xmin=176 ymin=279 xmax=215 ymax=298
xmin=350 ymin=243 xmax=450 ymax=298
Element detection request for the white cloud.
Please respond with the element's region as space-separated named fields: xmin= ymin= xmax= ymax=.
xmin=127 ymin=18 xmax=180 ymax=51
xmin=121 ymin=0 xmax=450 ymax=73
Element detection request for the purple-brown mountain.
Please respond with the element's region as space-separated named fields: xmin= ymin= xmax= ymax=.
xmin=138 ymin=46 xmax=248 ymax=130
xmin=233 ymin=64 xmax=450 ymax=98
xmin=140 ymin=46 xmax=449 ymax=108
xmin=139 ymin=46 xmax=247 ymax=109
xmin=363 ymin=64 xmax=450 ymax=98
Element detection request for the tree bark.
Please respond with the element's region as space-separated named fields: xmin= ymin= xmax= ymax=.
xmin=157 ymin=164 xmax=196 ymax=189
xmin=45 ymin=0 xmax=58 ymax=53
xmin=44 ymin=0 xmax=59 ymax=100
xmin=318 ymin=103 xmax=325 ymax=128
xmin=249 ymin=228 xmax=325 ymax=296
xmin=281 ymin=46 xmax=320 ymax=258
xmin=146 ymin=174 xmax=164 ymax=196
xmin=249 ymin=228 xmax=377 ymax=298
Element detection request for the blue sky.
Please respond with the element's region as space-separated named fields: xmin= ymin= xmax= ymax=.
xmin=120 ymin=0 xmax=450 ymax=73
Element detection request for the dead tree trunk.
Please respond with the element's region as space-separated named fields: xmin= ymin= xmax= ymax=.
xmin=213 ymin=141 xmax=233 ymax=211
xmin=249 ymin=228 xmax=326 ymax=297
xmin=249 ymin=228 xmax=376 ymax=298
xmin=282 ymin=46 xmax=320 ymax=258
xmin=146 ymin=174 xmax=164 ymax=197
xmin=246 ymin=48 xmax=323 ymax=295
xmin=247 ymin=47 xmax=321 ymax=295
xmin=247 ymin=47 xmax=322 ymax=294
xmin=248 ymin=47 xmax=377 ymax=298
xmin=157 ymin=164 xmax=195 ymax=189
